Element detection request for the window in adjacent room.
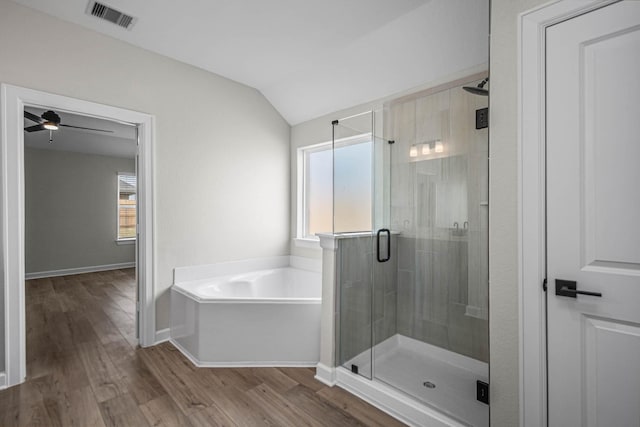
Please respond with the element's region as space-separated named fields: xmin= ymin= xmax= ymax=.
xmin=298 ymin=135 xmax=372 ymax=240
xmin=117 ymin=173 xmax=137 ymax=241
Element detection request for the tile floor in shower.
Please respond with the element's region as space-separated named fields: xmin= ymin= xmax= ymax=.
xmin=346 ymin=334 xmax=489 ymax=427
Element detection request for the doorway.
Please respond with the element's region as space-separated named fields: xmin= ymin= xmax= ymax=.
xmin=1 ymin=84 xmax=156 ymax=388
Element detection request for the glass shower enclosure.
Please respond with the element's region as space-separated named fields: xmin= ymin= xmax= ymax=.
xmin=333 ymin=78 xmax=489 ymax=426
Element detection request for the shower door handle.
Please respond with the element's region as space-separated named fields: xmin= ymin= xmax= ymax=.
xmin=376 ymin=229 xmax=391 ymax=263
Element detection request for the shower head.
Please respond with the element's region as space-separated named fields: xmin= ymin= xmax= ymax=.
xmin=463 ymin=78 xmax=489 ymax=96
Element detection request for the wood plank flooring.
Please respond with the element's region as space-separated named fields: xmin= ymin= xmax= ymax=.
xmin=0 ymin=269 xmax=406 ymax=426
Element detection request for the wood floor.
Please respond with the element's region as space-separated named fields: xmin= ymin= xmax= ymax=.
xmin=0 ymin=269 xmax=405 ymax=426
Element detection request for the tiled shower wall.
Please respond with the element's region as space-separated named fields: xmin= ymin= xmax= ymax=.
xmin=335 ymin=78 xmax=489 ymax=366
xmin=337 ymin=235 xmax=398 ymax=365
xmin=389 ymin=81 xmax=489 ymax=362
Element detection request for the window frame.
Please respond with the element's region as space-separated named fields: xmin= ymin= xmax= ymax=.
xmin=296 ymin=133 xmax=372 ymax=243
xmin=116 ymin=172 xmax=137 ymax=242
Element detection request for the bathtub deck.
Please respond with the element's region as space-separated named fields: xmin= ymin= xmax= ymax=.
xmin=0 ymin=270 xmax=404 ymax=427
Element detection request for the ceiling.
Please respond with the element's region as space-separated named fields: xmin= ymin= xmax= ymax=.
xmin=24 ymin=107 xmax=137 ymax=158
xmin=11 ymin=0 xmax=489 ymax=125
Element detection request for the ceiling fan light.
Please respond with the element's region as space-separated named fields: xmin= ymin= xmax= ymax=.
xmin=43 ymin=122 xmax=58 ymax=130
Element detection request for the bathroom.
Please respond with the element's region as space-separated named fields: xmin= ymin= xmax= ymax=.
xmin=170 ymin=73 xmax=489 ymax=426
xmin=5 ymin=0 xmax=634 ymax=426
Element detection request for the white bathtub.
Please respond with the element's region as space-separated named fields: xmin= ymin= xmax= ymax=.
xmin=170 ymin=256 xmax=322 ymax=367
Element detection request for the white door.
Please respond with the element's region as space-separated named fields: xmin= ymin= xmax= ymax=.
xmin=546 ymin=2 xmax=640 ymax=426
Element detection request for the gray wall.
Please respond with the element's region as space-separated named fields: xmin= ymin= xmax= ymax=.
xmin=24 ymin=148 xmax=135 ymax=274
xmin=337 ymin=235 xmax=398 ymax=366
xmin=0 ymin=0 xmax=290 ymax=373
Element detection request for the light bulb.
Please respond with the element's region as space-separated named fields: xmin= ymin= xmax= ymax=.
xmin=421 ymin=144 xmax=431 ymax=155
xmin=409 ymin=145 xmax=418 ymax=157
xmin=43 ymin=122 xmax=58 ymax=131
xmin=435 ymin=140 xmax=444 ymax=153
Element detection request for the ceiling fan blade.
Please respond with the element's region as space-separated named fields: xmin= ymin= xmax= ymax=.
xmin=59 ymin=124 xmax=114 ymax=133
xmin=24 ymin=111 xmax=43 ymax=123
xmin=24 ymin=124 xmax=45 ymax=132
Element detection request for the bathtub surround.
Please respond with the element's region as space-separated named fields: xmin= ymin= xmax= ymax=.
xmin=24 ymin=148 xmax=135 ymax=277
xmin=170 ymin=256 xmax=322 ymax=367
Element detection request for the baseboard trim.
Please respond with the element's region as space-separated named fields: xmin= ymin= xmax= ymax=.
xmin=0 ymin=372 xmax=6 ymax=390
xmin=154 ymin=328 xmax=170 ymax=344
xmin=169 ymin=339 xmax=316 ymax=368
xmin=25 ymin=262 xmax=135 ymax=280
xmin=315 ymin=363 xmax=337 ymax=386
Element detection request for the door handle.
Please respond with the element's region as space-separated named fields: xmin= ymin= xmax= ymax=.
xmin=555 ymin=279 xmax=602 ymax=298
xmin=376 ymin=229 xmax=391 ymax=263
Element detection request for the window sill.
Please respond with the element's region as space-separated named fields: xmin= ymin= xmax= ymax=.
xmin=293 ymin=237 xmax=321 ymax=249
xmin=116 ymin=239 xmax=136 ymax=245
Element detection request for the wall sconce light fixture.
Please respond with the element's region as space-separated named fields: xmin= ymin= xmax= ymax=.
xmin=410 ymin=139 xmax=444 ymax=158
xmin=435 ymin=140 xmax=444 ymax=153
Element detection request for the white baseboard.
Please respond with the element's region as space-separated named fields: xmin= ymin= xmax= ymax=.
xmin=154 ymin=328 xmax=170 ymax=344
xmin=169 ymin=339 xmax=316 ymax=368
xmin=315 ymin=363 xmax=337 ymax=386
xmin=25 ymin=262 xmax=135 ymax=280
xmin=0 ymin=372 xmax=6 ymax=390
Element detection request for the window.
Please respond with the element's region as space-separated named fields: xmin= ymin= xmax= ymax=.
xmin=298 ymin=135 xmax=372 ymax=240
xmin=117 ymin=173 xmax=136 ymax=240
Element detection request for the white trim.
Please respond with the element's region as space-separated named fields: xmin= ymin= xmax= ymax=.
xmin=154 ymin=327 xmax=170 ymax=344
xmin=314 ymin=363 xmax=337 ymax=386
xmin=25 ymin=262 xmax=136 ymax=280
xmin=293 ymin=237 xmax=321 ymax=249
xmin=0 ymin=372 xmax=6 ymax=390
xmin=289 ymin=255 xmax=322 ymax=273
xmin=116 ymin=239 xmax=136 ymax=245
xmin=518 ymin=2 xmax=617 ymax=425
xmin=1 ymin=84 xmax=156 ymax=388
xmin=169 ymin=339 xmax=317 ymax=368
xmin=335 ymin=368 xmax=465 ymax=427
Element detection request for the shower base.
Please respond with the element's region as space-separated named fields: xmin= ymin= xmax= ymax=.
xmin=343 ymin=334 xmax=488 ymax=427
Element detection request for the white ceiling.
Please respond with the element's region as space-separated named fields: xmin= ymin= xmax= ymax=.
xmin=12 ymin=0 xmax=489 ymax=125
xmin=24 ymin=107 xmax=137 ymax=158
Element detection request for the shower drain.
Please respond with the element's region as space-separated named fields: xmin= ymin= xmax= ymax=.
xmin=423 ymin=381 xmax=436 ymax=389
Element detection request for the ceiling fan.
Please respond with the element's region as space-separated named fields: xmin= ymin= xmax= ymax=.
xmin=24 ymin=109 xmax=113 ymax=141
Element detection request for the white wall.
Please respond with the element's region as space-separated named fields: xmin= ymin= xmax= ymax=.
xmin=24 ymin=148 xmax=135 ymax=274
xmin=489 ymin=0 xmax=548 ymax=425
xmin=0 ymin=0 xmax=290 ymax=369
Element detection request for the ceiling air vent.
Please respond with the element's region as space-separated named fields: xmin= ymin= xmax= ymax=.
xmin=86 ymin=1 xmax=137 ymax=30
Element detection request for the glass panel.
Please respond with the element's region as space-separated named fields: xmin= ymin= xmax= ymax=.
xmin=334 ymin=108 xmax=391 ymax=380
xmin=305 ymin=148 xmax=333 ymax=237
xmin=372 ymin=81 xmax=489 ymax=426
xmin=334 ymin=112 xmax=375 ymax=379
xmin=334 ymin=140 xmax=372 ymax=233
xmin=337 ymin=234 xmax=373 ymax=378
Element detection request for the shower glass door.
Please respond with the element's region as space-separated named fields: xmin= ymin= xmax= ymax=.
xmin=371 ymin=80 xmax=489 ymax=425
xmin=334 ymin=80 xmax=489 ymax=426
xmin=334 ymin=109 xmax=390 ymax=380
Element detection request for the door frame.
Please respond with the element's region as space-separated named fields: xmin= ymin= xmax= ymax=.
xmin=1 ymin=84 xmax=156 ymax=388
xmin=518 ymin=1 xmax=619 ymax=425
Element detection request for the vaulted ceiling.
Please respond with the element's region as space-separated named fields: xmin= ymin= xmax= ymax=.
xmin=11 ymin=0 xmax=489 ymax=125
